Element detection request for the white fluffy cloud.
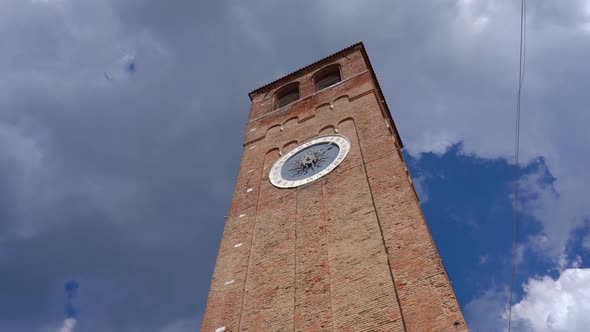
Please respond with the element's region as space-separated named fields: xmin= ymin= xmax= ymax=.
xmin=511 ymin=268 xmax=590 ymax=331
xmin=466 ymin=268 xmax=590 ymax=331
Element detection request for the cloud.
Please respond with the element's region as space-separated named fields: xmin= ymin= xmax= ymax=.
xmin=391 ymin=0 xmax=590 ymax=260
xmin=31 ymin=0 xmax=66 ymax=6
xmin=58 ymin=318 xmax=76 ymax=332
xmin=466 ymin=267 xmax=590 ymax=332
xmin=411 ymin=174 xmax=430 ymax=204
xmin=519 ymin=164 xmax=589 ymax=258
xmin=464 ymin=286 xmax=508 ymax=332
xmin=511 ymin=268 xmax=590 ymax=332
xmin=0 ymin=123 xmax=43 ymax=174
xmin=57 ymin=318 xmax=76 ymax=332
xmin=0 ymin=1 xmax=235 ymax=330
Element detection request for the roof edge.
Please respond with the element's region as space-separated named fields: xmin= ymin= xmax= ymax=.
xmin=248 ymin=42 xmax=364 ymax=100
xmin=247 ymin=42 xmax=403 ymax=148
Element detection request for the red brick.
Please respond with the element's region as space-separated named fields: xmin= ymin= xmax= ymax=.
xmin=201 ymin=43 xmax=467 ymax=332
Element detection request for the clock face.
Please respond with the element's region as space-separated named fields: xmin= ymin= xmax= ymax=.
xmin=269 ymin=135 xmax=351 ymax=188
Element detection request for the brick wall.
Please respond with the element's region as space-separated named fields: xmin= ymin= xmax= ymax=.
xmin=201 ymin=45 xmax=468 ymax=332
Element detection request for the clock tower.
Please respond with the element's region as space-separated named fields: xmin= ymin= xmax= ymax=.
xmin=201 ymin=43 xmax=467 ymax=331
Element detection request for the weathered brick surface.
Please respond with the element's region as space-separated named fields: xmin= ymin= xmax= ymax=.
xmin=201 ymin=43 xmax=467 ymax=331
xmin=323 ymin=119 xmax=404 ymax=332
xmin=294 ymin=181 xmax=333 ymax=331
xmin=239 ymin=149 xmax=297 ymax=331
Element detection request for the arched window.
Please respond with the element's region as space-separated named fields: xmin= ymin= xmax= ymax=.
xmin=275 ymin=83 xmax=300 ymax=109
xmin=315 ymin=65 xmax=341 ymax=91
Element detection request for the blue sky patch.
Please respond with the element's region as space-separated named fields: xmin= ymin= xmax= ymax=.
xmin=405 ymin=145 xmax=561 ymax=312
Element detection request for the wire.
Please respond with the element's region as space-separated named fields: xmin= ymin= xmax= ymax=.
xmin=508 ymin=0 xmax=526 ymax=330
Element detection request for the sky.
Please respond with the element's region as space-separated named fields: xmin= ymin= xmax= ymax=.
xmin=1 ymin=0 xmax=589 ymax=331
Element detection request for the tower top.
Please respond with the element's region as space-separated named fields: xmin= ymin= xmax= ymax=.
xmin=248 ymin=42 xmax=403 ymax=148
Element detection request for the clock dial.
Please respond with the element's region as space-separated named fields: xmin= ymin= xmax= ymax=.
xmin=269 ymin=135 xmax=350 ymax=188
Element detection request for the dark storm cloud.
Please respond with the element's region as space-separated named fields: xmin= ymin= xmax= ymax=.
xmin=0 ymin=1 xmax=247 ymax=330
xmin=1 ymin=0 xmax=589 ymax=331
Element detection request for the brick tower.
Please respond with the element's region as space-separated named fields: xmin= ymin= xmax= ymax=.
xmin=201 ymin=43 xmax=467 ymax=331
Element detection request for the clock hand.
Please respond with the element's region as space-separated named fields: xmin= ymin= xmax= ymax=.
xmin=318 ymin=145 xmax=334 ymax=154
